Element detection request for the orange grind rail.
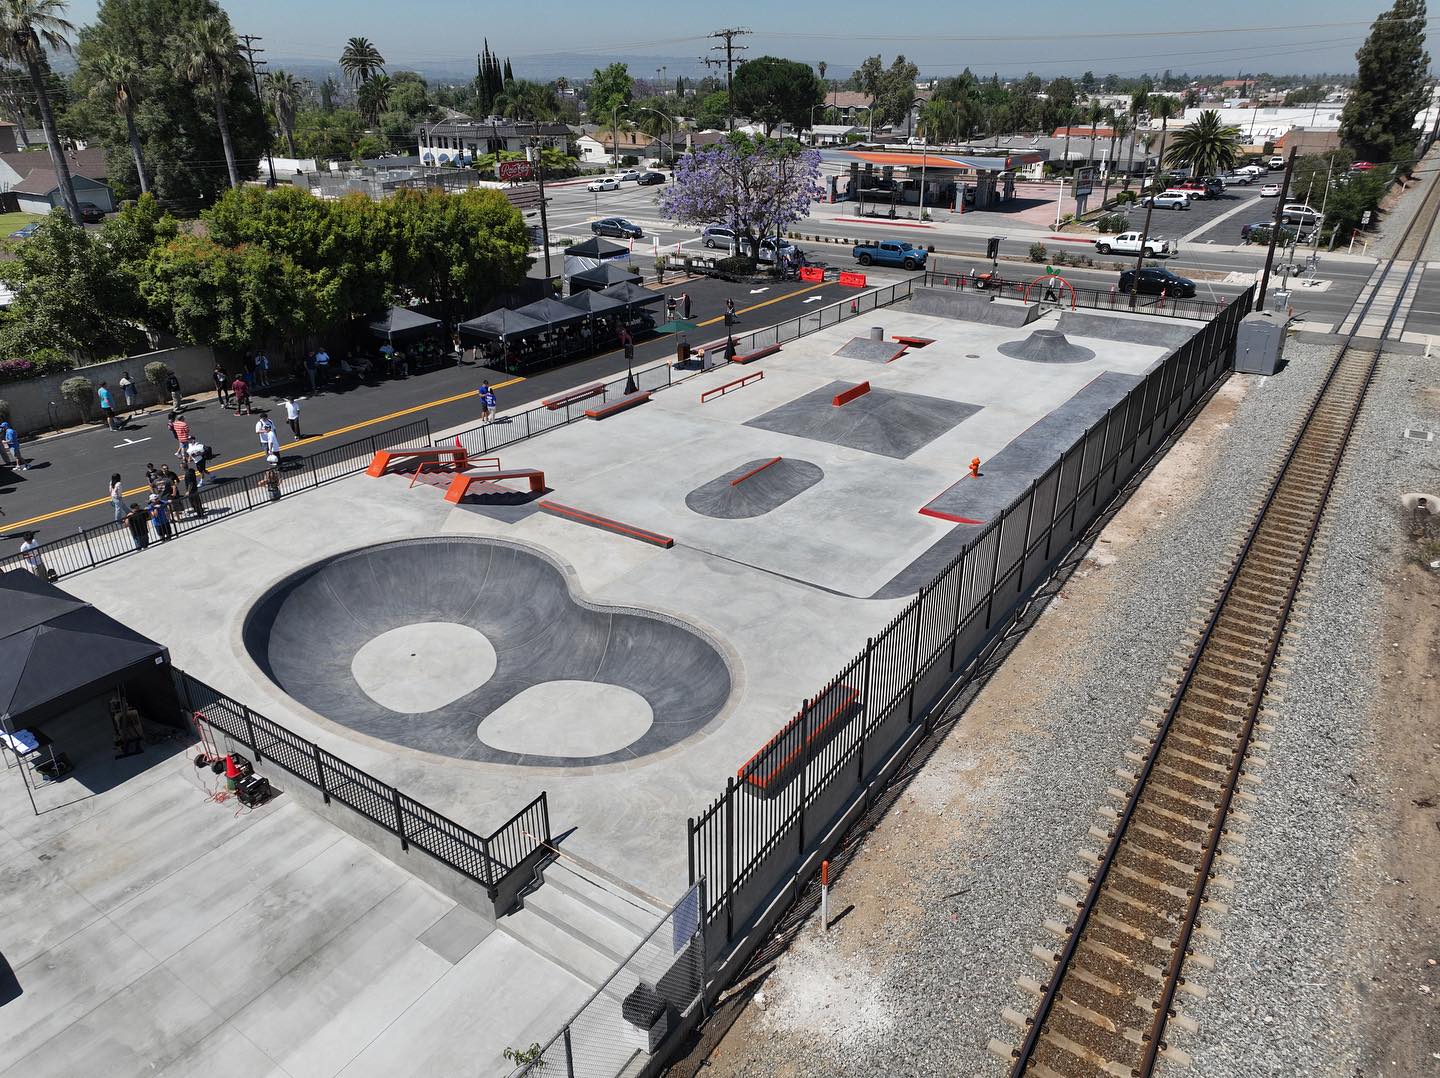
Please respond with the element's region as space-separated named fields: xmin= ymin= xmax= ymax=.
xmin=831 ymin=381 xmax=871 ymax=407
xmin=739 ymin=687 xmax=861 ymax=791
xmin=700 ymin=370 xmax=765 ymax=403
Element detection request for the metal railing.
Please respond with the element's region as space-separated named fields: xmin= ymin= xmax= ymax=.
xmin=507 ymin=881 xmax=706 ymax=1077
xmin=176 ymin=668 xmax=549 ymax=900
xmin=687 ymin=288 xmax=1255 ymax=956
xmin=2 ymin=419 xmax=432 ymax=582
xmin=921 ymin=269 xmax=1233 ymax=320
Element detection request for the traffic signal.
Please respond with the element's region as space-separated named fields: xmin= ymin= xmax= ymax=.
xmin=986 ymin=237 xmax=1001 ymax=261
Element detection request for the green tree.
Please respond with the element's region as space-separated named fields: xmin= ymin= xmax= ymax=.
xmin=264 ymin=69 xmax=301 ymax=157
xmin=0 ymin=210 xmax=146 ymax=358
xmin=918 ymin=98 xmax=959 ymax=144
xmin=356 ymin=72 xmax=391 ymax=124
xmin=83 ymin=46 xmax=149 ymax=193
xmin=172 ymin=11 xmax=246 ymax=189
xmin=494 ymin=78 xmax=558 ymax=121
xmin=1339 ymin=0 xmax=1429 ymax=162
xmin=0 ymin=0 xmax=82 ymax=222
xmin=1164 ymin=109 xmax=1240 ymax=177
xmin=856 ymin=54 xmax=919 ymax=130
xmin=339 ymin=35 xmax=384 ymax=88
xmin=1148 ymin=95 xmax=1179 ymax=190
xmin=693 ymin=90 xmax=729 ymax=131
xmin=387 ymin=70 xmax=431 ymax=119
xmin=588 ymin=61 xmax=633 ymax=123
xmin=730 ymin=56 xmax=821 ymax=137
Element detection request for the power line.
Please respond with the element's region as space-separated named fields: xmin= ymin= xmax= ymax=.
xmin=238 ymin=33 xmax=276 ymax=188
xmin=707 ymin=27 xmax=750 ymax=132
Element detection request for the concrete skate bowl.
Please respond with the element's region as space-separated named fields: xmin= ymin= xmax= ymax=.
xmin=243 ymin=537 xmax=732 ymax=768
xmin=996 ymin=329 xmax=1096 ymax=364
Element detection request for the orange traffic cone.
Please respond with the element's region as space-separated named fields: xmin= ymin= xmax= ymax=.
xmin=225 ymin=754 xmax=241 ymax=790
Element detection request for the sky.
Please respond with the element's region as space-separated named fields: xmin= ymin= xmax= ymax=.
xmin=62 ymin=1 xmax=1425 ymax=80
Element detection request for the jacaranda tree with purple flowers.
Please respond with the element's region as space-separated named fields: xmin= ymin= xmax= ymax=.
xmin=660 ymin=134 xmax=824 ymax=266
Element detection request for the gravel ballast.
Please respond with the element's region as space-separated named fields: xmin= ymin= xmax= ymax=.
xmin=699 ymin=338 xmax=1400 ymax=1078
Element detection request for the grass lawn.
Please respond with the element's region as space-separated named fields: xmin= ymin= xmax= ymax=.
xmin=0 ymin=211 xmax=45 ymax=235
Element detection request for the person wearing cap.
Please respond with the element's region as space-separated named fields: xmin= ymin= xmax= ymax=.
xmin=20 ymin=532 xmax=48 ymax=579
xmin=123 ymin=502 xmax=151 ymax=551
xmin=255 ymin=415 xmax=281 ymax=458
xmin=148 ymin=493 xmax=173 ymax=542
xmin=0 ymin=421 xmax=14 ymax=467
xmin=282 ymin=397 xmax=301 ymax=438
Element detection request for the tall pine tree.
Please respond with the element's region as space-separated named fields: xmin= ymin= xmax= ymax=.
xmin=503 ymin=58 xmax=513 ymax=84
xmin=476 ymin=42 xmax=493 ymax=113
xmin=1340 ymin=0 xmax=1430 ymax=163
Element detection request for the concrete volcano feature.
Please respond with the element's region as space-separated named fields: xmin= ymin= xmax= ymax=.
xmin=996 ymin=329 xmax=1097 ymax=364
xmin=243 ymin=537 xmax=732 ymax=768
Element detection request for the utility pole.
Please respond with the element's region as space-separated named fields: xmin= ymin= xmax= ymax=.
xmin=708 ymin=27 xmax=750 ymax=131
xmin=239 ymin=34 xmax=276 ymax=187
xmin=1257 ymin=147 xmax=1298 ymax=310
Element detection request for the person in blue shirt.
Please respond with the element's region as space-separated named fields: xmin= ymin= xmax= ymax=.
xmin=477 ymin=381 xmax=497 ymax=423
xmin=1 ymin=421 xmax=27 ymax=469
xmin=97 ymin=382 xmax=116 ymax=430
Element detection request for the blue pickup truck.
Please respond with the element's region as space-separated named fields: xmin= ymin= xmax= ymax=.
xmin=851 ymin=239 xmax=928 ymax=270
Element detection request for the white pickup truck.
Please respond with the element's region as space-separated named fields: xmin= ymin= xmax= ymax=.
xmin=1094 ymin=231 xmax=1175 ymax=257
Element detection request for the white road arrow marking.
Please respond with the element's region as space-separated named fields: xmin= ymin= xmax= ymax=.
xmin=749 ymin=287 xmax=769 ymax=294
xmin=803 ymin=295 xmax=825 ymax=304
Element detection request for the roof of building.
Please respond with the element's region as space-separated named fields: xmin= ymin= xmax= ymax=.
xmin=11 ymin=167 xmax=109 ymax=195
xmin=1 ymin=147 xmax=107 ymax=181
xmin=414 ymin=120 xmax=571 ymax=138
xmin=1052 ymin=126 xmax=1119 ymax=139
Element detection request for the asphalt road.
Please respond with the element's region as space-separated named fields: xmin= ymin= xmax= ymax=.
xmin=0 ymin=274 xmax=828 ymax=538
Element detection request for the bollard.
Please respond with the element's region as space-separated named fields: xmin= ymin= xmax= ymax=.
xmin=820 ymin=859 xmax=830 ymax=932
xmin=969 ymin=456 xmax=981 ymax=478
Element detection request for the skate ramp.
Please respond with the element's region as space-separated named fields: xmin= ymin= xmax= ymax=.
xmin=744 ymin=382 xmax=981 ymax=460
xmin=685 ymin=458 xmax=825 ymax=519
xmin=907 ymin=287 xmax=1041 ymax=327
xmin=1055 ymin=311 xmax=1201 ymax=349
xmin=997 ymin=329 xmax=1096 ymax=364
xmin=244 ymin=537 xmax=731 ymax=767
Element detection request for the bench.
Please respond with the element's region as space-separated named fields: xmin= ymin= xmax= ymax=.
xmin=584 ymin=391 xmax=651 ymax=420
xmin=731 ymin=343 xmax=781 ymax=365
xmin=366 ymin=445 xmax=467 ymax=478
xmin=543 ymin=382 xmax=606 ymax=410
xmin=738 ymin=687 xmax=861 ymax=792
xmin=444 ymin=468 xmax=546 ymax=503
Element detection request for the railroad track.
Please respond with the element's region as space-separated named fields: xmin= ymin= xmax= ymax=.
xmin=992 ymin=164 xmax=1440 ymax=1078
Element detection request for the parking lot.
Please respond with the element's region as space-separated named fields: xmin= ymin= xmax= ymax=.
xmin=1111 ymin=181 xmax=1276 ymax=249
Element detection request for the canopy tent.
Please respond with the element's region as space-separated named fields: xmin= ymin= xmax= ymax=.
xmin=513 ymin=296 xmax=588 ymax=329
xmin=560 ymin=289 xmax=629 ymax=317
xmin=367 ymin=306 xmax=443 ymax=343
xmin=0 ymin=570 xmax=178 ymax=731
xmin=600 ymin=281 xmax=666 ymax=308
xmin=456 ymin=308 xmax=547 ymax=343
xmin=569 ymin=262 xmax=644 ymax=293
xmin=564 ymin=236 xmax=628 ymax=259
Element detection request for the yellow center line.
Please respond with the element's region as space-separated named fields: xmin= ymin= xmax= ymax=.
xmin=5 ymin=375 xmax=526 ymax=531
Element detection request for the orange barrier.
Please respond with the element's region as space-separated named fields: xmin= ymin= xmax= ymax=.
xmin=700 ymin=370 xmax=764 ymax=403
xmin=584 ymin=391 xmax=652 ymax=419
xmin=730 ymin=456 xmax=781 ymax=486
xmin=798 ymin=266 xmax=824 ymax=282
xmin=739 ymin=687 xmax=861 ymax=791
xmin=831 ymin=381 xmax=871 ymax=407
xmin=443 ymin=468 xmax=546 ymax=503
xmin=839 ymin=271 xmax=867 ymax=288
xmin=538 ymin=501 xmax=674 ymax=548
xmin=731 ymin=343 xmax=781 ymax=365
xmin=367 ymin=445 xmax=467 ymax=477
xmin=543 ymin=382 xmax=605 ymax=410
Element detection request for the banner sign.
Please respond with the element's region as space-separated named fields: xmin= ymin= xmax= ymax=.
xmin=497 ymin=160 xmax=533 ymax=182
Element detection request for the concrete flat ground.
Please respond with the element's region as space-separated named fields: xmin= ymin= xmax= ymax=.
xmin=55 ymin=294 xmax=1198 ymax=905
xmin=0 ymin=741 xmax=589 ymax=1078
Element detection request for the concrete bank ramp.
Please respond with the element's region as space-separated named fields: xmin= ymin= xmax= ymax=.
xmin=907 ymin=287 xmax=1042 ymax=327
xmin=244 ymin=537 xmax=731 ymax=768
xmin=685 ymin=458 xmax=825 ymax=519
xmin=1055 ymin=311 xmax=1201 ymax=349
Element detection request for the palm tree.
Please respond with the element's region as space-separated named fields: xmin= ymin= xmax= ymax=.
xmin=1165 ymin=109 xmax=1240 ymax=179
xmin=265 ymin=69 xmax=301 ymax=158
xmin=1103 ymin=113 xmax=1128 ymax=205
xmin=173 ymin=13 xmax=245 ymax=189
xmin=0 ymin=0 xmax=82 ymax=223
xmin=356 ymin=72 xmax=391 ymax=124
xmin=1123 ymin=90 xmax=1148 ymax=191
xmin=339 ymin=36 xmax=384 ymax=88
xmin=1149 ymin=96 xmax=1179 ymax=192
xmin=84 ymin=48 xmax=148 ymax=194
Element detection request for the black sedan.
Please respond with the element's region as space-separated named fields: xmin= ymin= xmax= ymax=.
xmin=1118 ymin=267 xmax=1197 ymax=298
xmin=636 ymin=171 xmax=666 ymax=186
xmin=591 ymin=217 xmax=643 ymax=239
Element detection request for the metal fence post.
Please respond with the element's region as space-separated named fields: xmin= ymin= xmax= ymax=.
xmin=1093 ymin=417 xmax=1112 ymax=507
xmin=79 ymin=527 xmax=97 ymax=569
xmin=906 ymin=590 xmax=925 ymax=723
xmin=391 ymin=786 xmax=408 ymax=850
xmin=949 ymin=553 xmax=968 ymax=668
xmin=563 ymin=1027 xmax=576 ymax=1078
xmin=308 ymin=455 xmax=321 ymax=488
xmin=797 ymin=702 xmax=809 ymax=854
xmin=241 ymin=706 xmax=261 ymax=761
xmin=241 ymin=471 xmax=256 ymax=510
xmin=984 ymin=518 xmax=1006 ymax=629
xmin=1018 ymin=478 xmax=1039 ymax=593
xmin=313 ymin=743 xmax=329 ymax=803
xmin=857 ymin=639 xmax=873 ymax=785
xmin=1044 ymin=455 xmax=1064 ymax=560
xmin=724 ymin=776 xmax=735 ymax=942
xmin=1069 ymin=430 xmax=1090 ymax=532
xmin=688 ymin=817 xmax=696 ymax=887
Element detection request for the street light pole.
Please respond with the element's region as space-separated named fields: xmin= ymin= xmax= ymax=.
xmin=636 ymin=106 xmax=677 ymax=163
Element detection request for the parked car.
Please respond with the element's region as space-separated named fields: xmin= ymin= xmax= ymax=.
xmin=702 ymin=224 xmax=737 ymax=249
xmin=591 ymin=217 xmax=643 ymax=239
xmin=1201 ymin=177 xmax=1225 ymax=197
xmin=7 ymin=221 xmax=39 ymax=238
xmin=587 ymin=176 xmax=619 ymax=192
xmin=1350 ymin=160 xmax=1375 ymax=172
xmin=1142 ymin=191 xmax=1191 ymax=210
xmin=1280 ymin=203 xmax=1323 ymax=228
xmin=78 ymin=203 xmax=105 ymax=223
xmin=1094 ymin=231 xmax=1175 ymax=257
xmin=851 ymin=239 xmax=927 ymax=269
xmin=636 ymin=171 xmax=665 ymax=185
xmin=1268 ymin=155 xmax=1285 ymax=170
xmin=1240 ymin=222 xmax=1298 ymax=244
xmin=756 ymin=237 xmax=800 ymax=264
xmin=1259 ymin=183 xmax=1282 ymax=197
xmin=1223 ymin=171 xmax=1252 ymax=186
xmin=619 ymin=169 xmax=642 ymax=182
xmin=1118 ymin=267 xmax=1197 ymax=298
xmin=1177 ymin=180 xmax=1212 ymax=198
xmin=1236 ymin=164 xmax=1266 ymax=179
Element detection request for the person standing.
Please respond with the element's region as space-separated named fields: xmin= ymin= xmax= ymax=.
xmin=477 ymin=381 xmax=496 ymax=423
xmin=725 ymin=297 xmax=736 ymax=323
xmin=253 ymin=351 xmax=270 ymax=389
xmin=185 ymin=441 xmax=209 ymax=483
xmin=681 ymin=292 xmax=691 ymax=319
xmin=97 ymin=382 xmax=116 ymax=430
xmin=258 ymin=466 xmax=282 ymax=502
xmin=20 ymin=532 xmax=48 ymax=580
xmin=118 ymin=371 xmax=139 ymax=415
xmin=255 ymin=415 xmax=281 ymax=459
xmin=165 ymin=370 xmax=183 ymax=411
xmin=168 ymin=412 xmax=191 ymax=459
xmin=109 ymin=473 xmax=126 ymax=522
xmin=123 ymin=503 xmax=151 ymax=551
xmin=182 ymin=464 xmax=205 ymax=518
xmin=148 ymin=494 xmax=173 ymax=542
xmin=1 ymin=422 xmax=26 ymax=469
xmin=231 ymin=375 xmax=251 ymax=416
xmin=282 ymin=397 xmax=301 ymax=439
xmin=313 ymin=347 xmax=330 ymax=388
xmin=303 ymin=352 xmax=317 ymax=391
xmin=212 ymin=365 xmax=230 ymax=407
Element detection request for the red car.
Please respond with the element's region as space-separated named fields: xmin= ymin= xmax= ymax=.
xmin=1350 ymin=161 xmax=1375 ymax=172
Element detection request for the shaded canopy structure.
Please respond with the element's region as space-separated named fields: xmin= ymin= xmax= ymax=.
xmin=569 ymin=261 xmax=643 ymax=293
xmin=560 ymin=289 xmax=628 ymax=317
xmin=564 ymin=236 xmax=628 ymax=259
xmin=456 ymin=307 xmax=547 ymax=343
xmin=367 ymin=306 xmax=443 ymax=343
xmin=513 ymin=296 xmax=588 ymax=329
xmin=600 ymin=281 xmax=666 ymax=309
xmin=0 ymin=570 xmax=180 ymax=732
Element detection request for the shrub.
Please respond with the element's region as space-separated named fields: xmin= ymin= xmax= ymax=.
xmin=1097 ymin=212 xmax=1128 ymax=234
xmin=0 ymin=348 xmax=73 ymax=384
xmin=714 ymin=254 xmax=758 ymax=276
xmin=144 ymin=361 xmax=170 ymax=388
xmin=1113 ymin=190 xmax=1137 ymax=205
xmin=1052 ymin=251 xmax=1071 ymax=266
xmin=620 ymin=155 xmax=638 ymax=167
xmin=0 ymin=399 xmax=9 ymax=422
xmin=1246 ymin=225 xmax=1295 ymax=247
xmin=61 ymin=375 xmax=96 ymax=421
xmin=1059 ymin=213 xmax=1074 ymax=226
xmin=1028 ymin=242 xmax=1047 ymax=263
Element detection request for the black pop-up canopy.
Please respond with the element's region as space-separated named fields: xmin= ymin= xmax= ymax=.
xmin=455 ymin=308 xmax=548 ymax=343
xmin=563 ymin=236 xmax=628 ymax=259
xmin=367 ymin=306 xmax=443 ymax=343
xmin=569 ymin=261 xmax=644 ymax=293
xmin=0 ymin=570 xmax=177 ymax=730
xmin=513 ymin=296 xmax=588 ymax=329
xmin=560 ymin=289 xmax=628 ymax=317
xmin=599 ymin=281 xmax=666 ymax=308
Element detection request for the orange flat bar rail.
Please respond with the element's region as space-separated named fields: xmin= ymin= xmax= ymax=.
xmin=537 ymin=500 xmax=674 ymax=548
xmin=700 ymin=370 xmax=765 ymax=403
xmin=832 ymin=381 xmax=870 ymax=407
xmin=729 ymin=456 xmax=781 ymax=486
xmin=739 ymin=687 xmax=861 ymax=791
xmin=444 ymin=468 xmax=546 ymax=503
xmin=367 ymin=445 xmax=468 ymax=477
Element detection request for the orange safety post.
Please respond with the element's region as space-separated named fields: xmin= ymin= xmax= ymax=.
xmin=832 ymin=382 xmax=871 ymax=407
xmin=969 ymin=456 xmax=981 ymax=478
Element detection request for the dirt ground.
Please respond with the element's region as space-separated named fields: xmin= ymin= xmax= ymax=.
xmin=695 ymin=375 xmax=1253 ymax=1075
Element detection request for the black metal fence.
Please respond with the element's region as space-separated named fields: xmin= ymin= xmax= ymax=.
xmin=177 ymin=668 xmax=549 ymax=902
xmin=687 ymin=287 xmax=1256 ymax=956
xmin=921 ymin=269 xmax=1234 ymax=321
xmin=1 ymin=419 xmax=432 ymax=581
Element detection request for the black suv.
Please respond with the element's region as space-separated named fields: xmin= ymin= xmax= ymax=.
xmin=1118 ymin=267 xmax=1197 ymax=298
xmin=1202 ymin=177 xmax=1224 ymax=198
